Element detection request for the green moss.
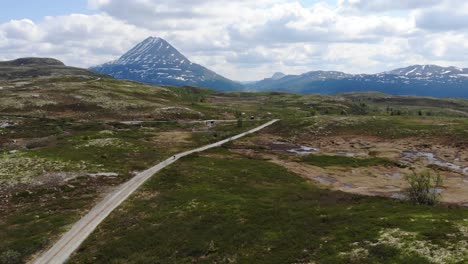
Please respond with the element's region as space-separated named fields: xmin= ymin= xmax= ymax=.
xmin=0 ymin=176 xmax=112 ymax=263
xmin=69 ymin=152 xmax=468 ymax=264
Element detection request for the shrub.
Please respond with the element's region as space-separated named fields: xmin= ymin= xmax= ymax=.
xmin=237 ymin=118 xmax=243 ymax=128
xmin=406 ymin=170 xmax=443 ymax=205
xmin=0 ymin=250 xmax=21 ymax=264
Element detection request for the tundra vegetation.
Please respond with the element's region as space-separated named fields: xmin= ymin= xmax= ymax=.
xmin=0 ymin=75 xmax=467 ymax=263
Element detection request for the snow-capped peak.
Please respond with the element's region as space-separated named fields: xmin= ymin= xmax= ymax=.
xmin=112 ymin=36 xmax=190 ymax=67
xmin=385 ymin=65 xmax=468 ymax=77
xmin=89 ymin=36 xmax=243 ymax=91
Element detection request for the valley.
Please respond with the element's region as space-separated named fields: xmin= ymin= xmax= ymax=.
xmin=0 ymin=58 xmax=467 ymax=264
xmin=2 ymin=1 xmax=468 ymax=263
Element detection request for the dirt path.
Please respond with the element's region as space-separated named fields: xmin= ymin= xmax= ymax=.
xmin=32 ymin=119 xmax=279 ymax=264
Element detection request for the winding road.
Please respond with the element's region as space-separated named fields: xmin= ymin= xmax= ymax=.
xmin=33 ymin=119 xmax=279 ymax=264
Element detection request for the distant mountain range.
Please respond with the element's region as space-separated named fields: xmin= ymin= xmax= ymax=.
xmin=85 ymin=36 xmax=466 ymax=98
xmin=90 ymin=37 xmax=243 ymax=91
xmin=248 ymin=65 xmax=468 ymax=98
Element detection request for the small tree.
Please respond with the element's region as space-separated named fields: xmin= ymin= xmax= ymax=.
xmin=406 ymin=170 xmax=443 ymax=205
xmin=237 ymin=118 xmax=243 ymax=128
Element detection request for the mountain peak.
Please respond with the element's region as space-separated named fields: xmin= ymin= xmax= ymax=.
xmin=112 ymin=36 xmax=190 ymax=67
xmin=271 ymin=72 xmax=286 ymax=80
xmin=90 ymin=37 xmax=243 ymax=91
xmin=144 ymin=36 xmax=162 ymax=42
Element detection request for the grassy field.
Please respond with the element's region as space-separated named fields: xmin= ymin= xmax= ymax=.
xmin=0 ymin=77 xmax=222 ymax=121
xmin=1 ymin=76 xmax=468 ymax=263
xmin=265 ymin=115 xmax=468 ymax=144
xmin=68 ymin=149 xmax=468 ymax=264
xmin=0 ymin=117 xmax=261 ymax=263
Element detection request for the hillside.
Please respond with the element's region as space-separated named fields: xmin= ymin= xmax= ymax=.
xmin=0 ymin=58 xmax=102 ymax=80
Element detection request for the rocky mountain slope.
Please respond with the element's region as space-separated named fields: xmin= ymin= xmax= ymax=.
xmin=248 ymin=65 xmax=468 ymax=98
xmin=90 ymin=37 xmax=243 ymax=91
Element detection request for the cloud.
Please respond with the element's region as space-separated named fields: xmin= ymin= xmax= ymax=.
xmin=0 ymin=14 xmax=151 ymax=67
xmin=408 ymin=32 xmax=468 ymax=62
xmin=339 ymin=0 xmax=440 ymax=12
xmin=416 ymin=6 xmax=468 ymax=31
xmin=226 ymin=47 xmax=276 ymax=66
xmin=0 ymin=0 xmax=467 ymax=81
xmin=87 ymin=0 xmax=285 ymax=30
xmin=0 ymin=19 xmax=43 ymax=41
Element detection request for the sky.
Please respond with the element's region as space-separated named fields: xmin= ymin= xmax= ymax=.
xmin=0 ymin=0 xmax=467 ymax=81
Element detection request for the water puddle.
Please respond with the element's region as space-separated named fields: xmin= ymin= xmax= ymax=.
xmin=0 ymin=122 xmax=15 ymax=128
xmin=119 ymin=121 xmax=143 ymax=125
xmin=385 ymin=173 xmax=403 ymax=179
xmin=342 ymin=183 xmax=356 ymax=189
xmin=314 ymin=175 xmax=338 ymax=184
xmin=336 ymin=151 xmax=357 ymax=157
xmin=430 ymin=187 xmax=445 ymax=194
xmin=287 ymin=146 xmax=320 ymax=155
xmin=88 ymin=172 xmax=119 ymax=178
xmin=401 ymin=151 xmax=468 ymax=175
xmin=391 ymin=193 xmax=408 ymax=200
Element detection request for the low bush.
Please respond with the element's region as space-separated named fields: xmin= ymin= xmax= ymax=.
xmin=0 ymin=250 xmax=21 ymax=264
xmin=406 ymin=170 xmax=443 ymax=205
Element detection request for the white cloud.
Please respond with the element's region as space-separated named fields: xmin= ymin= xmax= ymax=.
xmin=0 ymin=19 xmax=43 ymax=41
xmin=415 ymin=6 xmax=468 ymax=31
xmin=339 ymin=0 xmax=440 ymax=12
xmin=0 ymin=14 xmax=152 ymax=67
xmin=0 ymin=0 xmax=467 ymax=81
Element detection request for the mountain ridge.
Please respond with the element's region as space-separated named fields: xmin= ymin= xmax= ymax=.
xmin=248 ymin=65 xmax=468 ymax=98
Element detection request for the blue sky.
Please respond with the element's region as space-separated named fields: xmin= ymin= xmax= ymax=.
xmin=0 ymin=0 xmax=467 ymax=80
xmin=0 ymin=0 xmax=90 ymax=22
xmin=0 ymin=0 xmax=334 ymax=22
